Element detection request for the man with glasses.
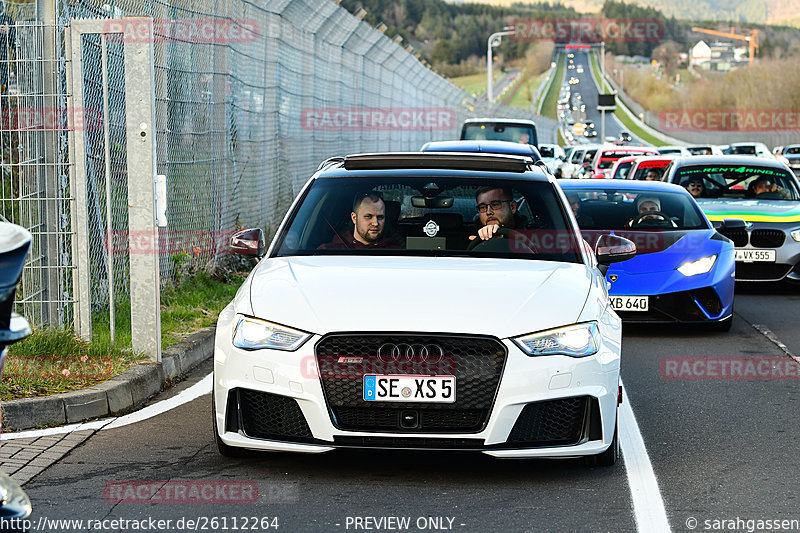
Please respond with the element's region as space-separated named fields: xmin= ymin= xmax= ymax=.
xmin=683 ymin=178 xmax=705 ymax=198
xmin=318 ymin=191 xmax=400 ymax=249
xmin=470 ymin=186 xmax=521 ymax=242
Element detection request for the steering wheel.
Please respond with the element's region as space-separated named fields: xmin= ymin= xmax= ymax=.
xmin=467 ymin=227 xmax=537 ymax=253
xmin=629 ymin=211 xmax=671 ymax=227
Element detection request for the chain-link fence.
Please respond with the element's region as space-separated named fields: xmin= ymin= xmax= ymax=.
xmin=0 ymin=0 xmax=553 ymax=337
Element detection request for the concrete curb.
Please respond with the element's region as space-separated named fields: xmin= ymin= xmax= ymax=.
xmin=1 ymin=326 xmax=216 ymax=431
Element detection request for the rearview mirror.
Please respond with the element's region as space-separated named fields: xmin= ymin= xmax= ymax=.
xmin=595 ymin=234 xmax=636 ymax=266
xmin=229 ymin=228 xmax=266 ymax=258
xmin=411 ymin=196 xmax=454 ymax=208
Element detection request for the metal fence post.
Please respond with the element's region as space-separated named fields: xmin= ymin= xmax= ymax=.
xmin=36 ymin=0 xmax=63 ymax=327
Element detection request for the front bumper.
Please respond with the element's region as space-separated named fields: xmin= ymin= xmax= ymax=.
xmin=213 ymin=312 xmax=620 ymax=458
xmin=607 ymin=255 xmax=735 ymax=323
xmin=717 ymin=224 xmax=800 ymax=282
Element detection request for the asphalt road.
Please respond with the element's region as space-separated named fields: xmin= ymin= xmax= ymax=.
xmin=16 ymin=283 xmax=800 ymax=533
xmin=563 ymin=51 xmax=644 ymax=147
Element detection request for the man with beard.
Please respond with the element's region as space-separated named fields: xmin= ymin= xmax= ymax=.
xmin=319 ymin=191 xmax=401 ymax=249
xmin=470 ymin=186 xmax=523 ymax=242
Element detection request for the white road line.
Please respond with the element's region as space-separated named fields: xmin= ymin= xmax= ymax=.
xmin=1 ymin=374 xmax=213 ymax=440
xmin=620 ymin=378 xmax=672 ymax=533
xmin=6 ymin=372 xmax=671 ymax=533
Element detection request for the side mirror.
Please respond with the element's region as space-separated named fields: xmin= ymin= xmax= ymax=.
xmin=719 ymin=218 xmax=749 ymax=230
xmin=229 ymin=228 xmax=265 ymax=258
xmin=595 ymin=234 xmax=636 ymax=268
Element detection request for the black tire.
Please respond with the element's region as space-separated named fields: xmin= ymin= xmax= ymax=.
xmin=212 ymin=391 xmax=252 ymax=458
xmin=708 ymin=315 xmax=733 ymax=332
xmin=585 ymin=410 xmax=619 ymax=467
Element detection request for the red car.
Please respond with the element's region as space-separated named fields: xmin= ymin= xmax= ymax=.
xmin=626 ymin=155 xmax=678 ymax=181
xmin=589 ymin=146 xmax=659 ymax=178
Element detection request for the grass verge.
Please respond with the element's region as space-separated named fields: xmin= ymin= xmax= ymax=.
xmin=539 ymin=53 xmax=564 ymax=120
xmin=1 ymin=269 xmax=246 ymax=400
xmin=449 ymin=69 xmax=501 ymax=97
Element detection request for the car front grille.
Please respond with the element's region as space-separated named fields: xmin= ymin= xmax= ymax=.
xmin=235 ymin=389 xmax=314 ymax=442
xmin=750 ymin=229 xmax=785 ymax=248
xmin=505 ymin=397 xmax=589 ymax=446
xmin=315 ymin=334 xmax=506 ymax=433
xmin=718 ymin=228 xmax=748 ymax=247
xmin=718 ymin=228 xmax=786 ymax=249
xmin=734 ymin=263 xmax=793 ymax=281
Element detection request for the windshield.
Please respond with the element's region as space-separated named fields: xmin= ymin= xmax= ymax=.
xmin=566 ymin=188 xmax=708 ymax=231
xmin=785 ymin=146 xmax=800 ymax=155
xmin=462 ymin=124 xmax=536 ymax=145
xmin=674 ymin=165 xmax=800 ymax=200
xmin=723 ymin=145 xmax=756 ymax=155
xmin=613 ymin=161 xmax=634 ymax=179
xmin=275 ymin=176 xmax=581 ymax=263
xmin=631 ymin=163 xmax=668 ymax=181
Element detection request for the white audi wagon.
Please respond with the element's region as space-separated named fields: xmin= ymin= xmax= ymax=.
xmin=213 ymin=152 xmax=634 ymax=465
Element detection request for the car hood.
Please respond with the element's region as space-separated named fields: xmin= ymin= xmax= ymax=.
xmin=697 ymin=199 xmax=800 ymax=223
xmin=247 ymin=256 xmax=592 ymax=338
xmin=603 ymin=230 xmax=722 ymax=274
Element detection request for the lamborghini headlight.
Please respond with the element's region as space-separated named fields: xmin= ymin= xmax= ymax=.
xmin=232 ymin=315 xmax=311 ymax=351
xmin=677 ymin=255 xmax=717 ymax=277
xmin=512 ymin=322 xmax=600 ymax=358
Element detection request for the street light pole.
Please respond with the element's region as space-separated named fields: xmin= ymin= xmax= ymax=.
xmin=487 ymin=27 xmax=514 ymax=104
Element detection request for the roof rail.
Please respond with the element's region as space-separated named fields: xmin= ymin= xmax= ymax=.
xmin=317 ymin=156 xmax=345 ymax=171
xmin=342 ymin=152 xmax=531 ymax=173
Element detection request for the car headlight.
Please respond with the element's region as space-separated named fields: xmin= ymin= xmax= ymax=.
xmin=791 ymin=230 xmax=800 ymax=242
xmin=232 ymin=315 xmax=311 ymax=351
xmin=677 ymin=254 xmax=717 ymax=276
xmin=512 ymin=322 xmax=600 ymax=358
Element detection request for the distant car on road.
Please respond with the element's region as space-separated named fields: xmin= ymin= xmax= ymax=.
xmin=627 ymin=155 xmax=677 ymax=181
xmin=536 ymin=143 xmax=567 ymax=174
xmin=686 ymin=145 xmax=724 ymax=156
xmin=609 ymin=156 xmax=640 ymax=180
xmin=589 ymin=147 xmax=659 ymax=179
xmin=723 ymin=142 xmax=773 ymax=158
xmin=561 ymin=179 xmax=736 ymax=330
xmin=569 ymin=77 xmax=579 ymax=85
xmin=618 ymin=131 xmax=632 ymax=143
xmin=664 ymin=155 xmax=800 ymax=283
xmin=781 ymin=144 xmax=800 ymax=172
xmin=461 ymin=118 xmax=538 ymax=148
xmin=657 ymin=146 xmax=692 ymax=157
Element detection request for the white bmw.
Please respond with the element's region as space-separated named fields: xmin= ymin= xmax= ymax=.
xmin=213 ymin=152 xmax=634 ymax=465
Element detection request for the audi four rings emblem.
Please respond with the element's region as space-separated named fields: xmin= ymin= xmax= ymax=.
xmin=377 ymin=343 xmax=445 ymax=362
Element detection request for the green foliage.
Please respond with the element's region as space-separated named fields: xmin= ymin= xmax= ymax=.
xmin=2 ymin=268 xmax=247 ymax=400
xmin=340 ymin=0 xmax=579 ymax=65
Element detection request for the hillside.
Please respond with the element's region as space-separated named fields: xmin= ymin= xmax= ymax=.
xmin=449 ymin=0 xmax=800 ymax=26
